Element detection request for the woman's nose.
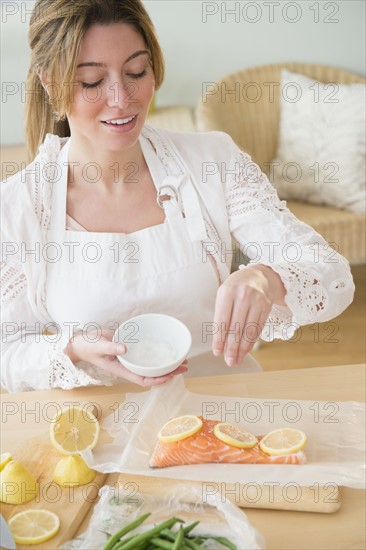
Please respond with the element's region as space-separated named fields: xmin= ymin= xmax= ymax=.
xmin=106 ymin=79 xmax=138 ymax=109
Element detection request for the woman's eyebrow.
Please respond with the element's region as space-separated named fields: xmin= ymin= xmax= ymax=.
xmin=77 ymin=50 xmax=149 ymax=69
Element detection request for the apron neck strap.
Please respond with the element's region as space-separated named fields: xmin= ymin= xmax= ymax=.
xmin=140 ymin=133 xmax=207 ymax=241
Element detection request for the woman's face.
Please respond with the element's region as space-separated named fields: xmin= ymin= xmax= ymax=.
xmin=67 ymin=23 xmax=155 ymax=153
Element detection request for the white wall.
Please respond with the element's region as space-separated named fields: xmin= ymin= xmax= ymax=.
xmin=1 ymin=0 xmax=365 ymax=145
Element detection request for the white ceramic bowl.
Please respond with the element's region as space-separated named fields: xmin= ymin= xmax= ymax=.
xmin=113 ymin=314 xmax=192 ymax=377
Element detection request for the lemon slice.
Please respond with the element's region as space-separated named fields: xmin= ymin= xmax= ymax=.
xmin=50 ymin=406 xmax=100 ymax=454
xmin=8 ymin=509 xmax=60 ymax=545
xmin=213 ymin=423 xmax=258 ymax=448
xmin=158 ymin=415 xmax=203 ymax=443
xmin=53 ymin=455 xmax=96 ymax=487
xmin=0 ymin=452 xmax=12 ymax=471
xmin=259 ymin=428 xmax=307 ymax=455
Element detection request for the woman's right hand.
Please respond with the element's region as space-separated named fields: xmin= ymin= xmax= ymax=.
xmin=64 ymin=329 xmax=188 ymax=386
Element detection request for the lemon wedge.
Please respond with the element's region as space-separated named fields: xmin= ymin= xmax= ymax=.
xmin=53 ymin=455 xmax=96 ymax=487
xmin=259 ymin=428 xmax=307 ymax=455
xmin=8 ymin=509 xmax=60 ymax=545
xmin=158 ymin=415 xmax=203 ymax=443
xmin=0 ymin=460 xmax=38 ymax=504
xmin=213 ymin=423 xmax=258 ymax=449
xmin=50 ymin=406 xmax=100 ymax=454
xmin=0 ymin=452 xmax=12 ymax=471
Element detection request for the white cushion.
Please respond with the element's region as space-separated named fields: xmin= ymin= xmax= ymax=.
xmin=271 ymin=69 xmax=365 ymax=213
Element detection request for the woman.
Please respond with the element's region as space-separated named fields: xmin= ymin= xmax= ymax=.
xmin=1 ymin=0 xmax=354 ymax=392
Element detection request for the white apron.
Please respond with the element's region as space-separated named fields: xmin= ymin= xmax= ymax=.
xmin=45 ymin=134 xmax=261 ymax=377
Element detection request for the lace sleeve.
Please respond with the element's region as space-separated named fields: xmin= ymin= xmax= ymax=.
xmin=0 ymin=259 xmax=105 ymax=392
xmin=224 ymin=147 xmax=355 ymax=341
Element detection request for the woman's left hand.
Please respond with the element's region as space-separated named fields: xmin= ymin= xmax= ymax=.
xmin=212 ymin=264 xmax=286 ymax=366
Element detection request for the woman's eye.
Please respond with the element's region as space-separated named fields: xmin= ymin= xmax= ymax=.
xmin=127 ymin=69 xmax=147 ymax=79
xmin=80 ymin=70 xmax=147 ymax=88
xmin=81 ymin=80 xmax=103 ymax=89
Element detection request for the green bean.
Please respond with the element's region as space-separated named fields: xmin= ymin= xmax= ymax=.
xmin=179 ymin=539 xmax=204 ymax=550
xmin=159 ymin=529 xmax=185 ymax=544
xmin=110 ymin=534 xmax=134 ymax=547
xmin=159 ymin=529 xmax=176 ymax=542
xmin=150 ymin=538 xmax=174 ymax=549
xmin=160 ymin=521 xmax=200 ymax=544
xmin=182 ymin=521 xmax=200 ymax=536
xmin=157 ymin=534 xmax=199 ymax=550
xmin=103 ymin=513 xmax=238 ymax=550
xmin=116 ymin=518 xmax=184 ymax=550
xmin=211 ymin=536 xmax=238 ymax=549
xmin=113 ymin=540 xmax=150 ymax=550
xmin=102 ymin=513 xmax=151 ymax=550
xmin=113 ymin=529 xmax=177 ymax=550
xmin=172 ymin=526 xmax=184 ymax=550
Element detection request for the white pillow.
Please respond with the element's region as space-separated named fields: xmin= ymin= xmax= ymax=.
xmin=271 ymin=69 xmax=365 ymax=213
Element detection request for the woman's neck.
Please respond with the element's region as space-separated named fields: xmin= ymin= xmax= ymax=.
xmin=66 ymin=135 xmax=146 ymax=191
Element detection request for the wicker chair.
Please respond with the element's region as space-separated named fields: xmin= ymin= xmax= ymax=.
xmin=196 ymin=63 xmax=365 ymax=265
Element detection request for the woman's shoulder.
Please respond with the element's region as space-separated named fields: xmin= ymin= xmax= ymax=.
xmin=1 ymin=133 xmax=68 ymax=228
xmin=1 ymin=133 xmax=66 ymax=189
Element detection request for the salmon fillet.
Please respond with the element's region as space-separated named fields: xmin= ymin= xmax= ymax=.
xmin=150 ymin=418 xmax=306 ymax=468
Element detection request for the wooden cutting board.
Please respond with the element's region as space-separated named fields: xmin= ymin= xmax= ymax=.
xmin=116 ymin=473 xmax=341 ymax=514
xmin=0 ymin=437 xmax=107 ymax=549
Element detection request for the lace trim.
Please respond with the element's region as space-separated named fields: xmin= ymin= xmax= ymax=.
xmin=262 ymin=304 xmax=295 ymax=341
xmin=47 ymin=329 xmax=108 ymax=389
xmin=48 ymin=345 xmax=105 ymax=389
xmin=39 ymin=134 xmax=62 ymax=230
xmin=225 ymin=150 xmax=287 ymax=217
xmin=1 ymin=262 xmax=27 ymax=306
xmin=260 ymin=266 xmax=329 ymax=342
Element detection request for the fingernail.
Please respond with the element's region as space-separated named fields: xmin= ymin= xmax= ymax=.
xmin=226 ymin=357 xmax=236 ymax=367
xmin=213 ymin=349 xmax=221 ymax=356
xmin=117 ymin=344 xmax=126 ymax=354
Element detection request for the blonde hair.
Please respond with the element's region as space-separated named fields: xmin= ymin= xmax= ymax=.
xmin=25 ymin=0 xmax=165 ymax=160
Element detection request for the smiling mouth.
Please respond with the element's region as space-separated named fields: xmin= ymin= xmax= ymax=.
xmin=102 ymin=115 xmax=137 ymax=125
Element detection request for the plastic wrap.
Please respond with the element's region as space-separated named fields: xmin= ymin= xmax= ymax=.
xmin=82 ymin=376 xmax=365 ymax=488
xmin=60 ymin=485 xmax=264 ymax=549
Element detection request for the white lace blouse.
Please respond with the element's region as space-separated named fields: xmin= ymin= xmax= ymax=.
xmin=1 ymin=127 xmax=355 ymax=392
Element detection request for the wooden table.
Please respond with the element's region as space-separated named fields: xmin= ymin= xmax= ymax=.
xmin=1 ymin=364 xmax=365 ymax=549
